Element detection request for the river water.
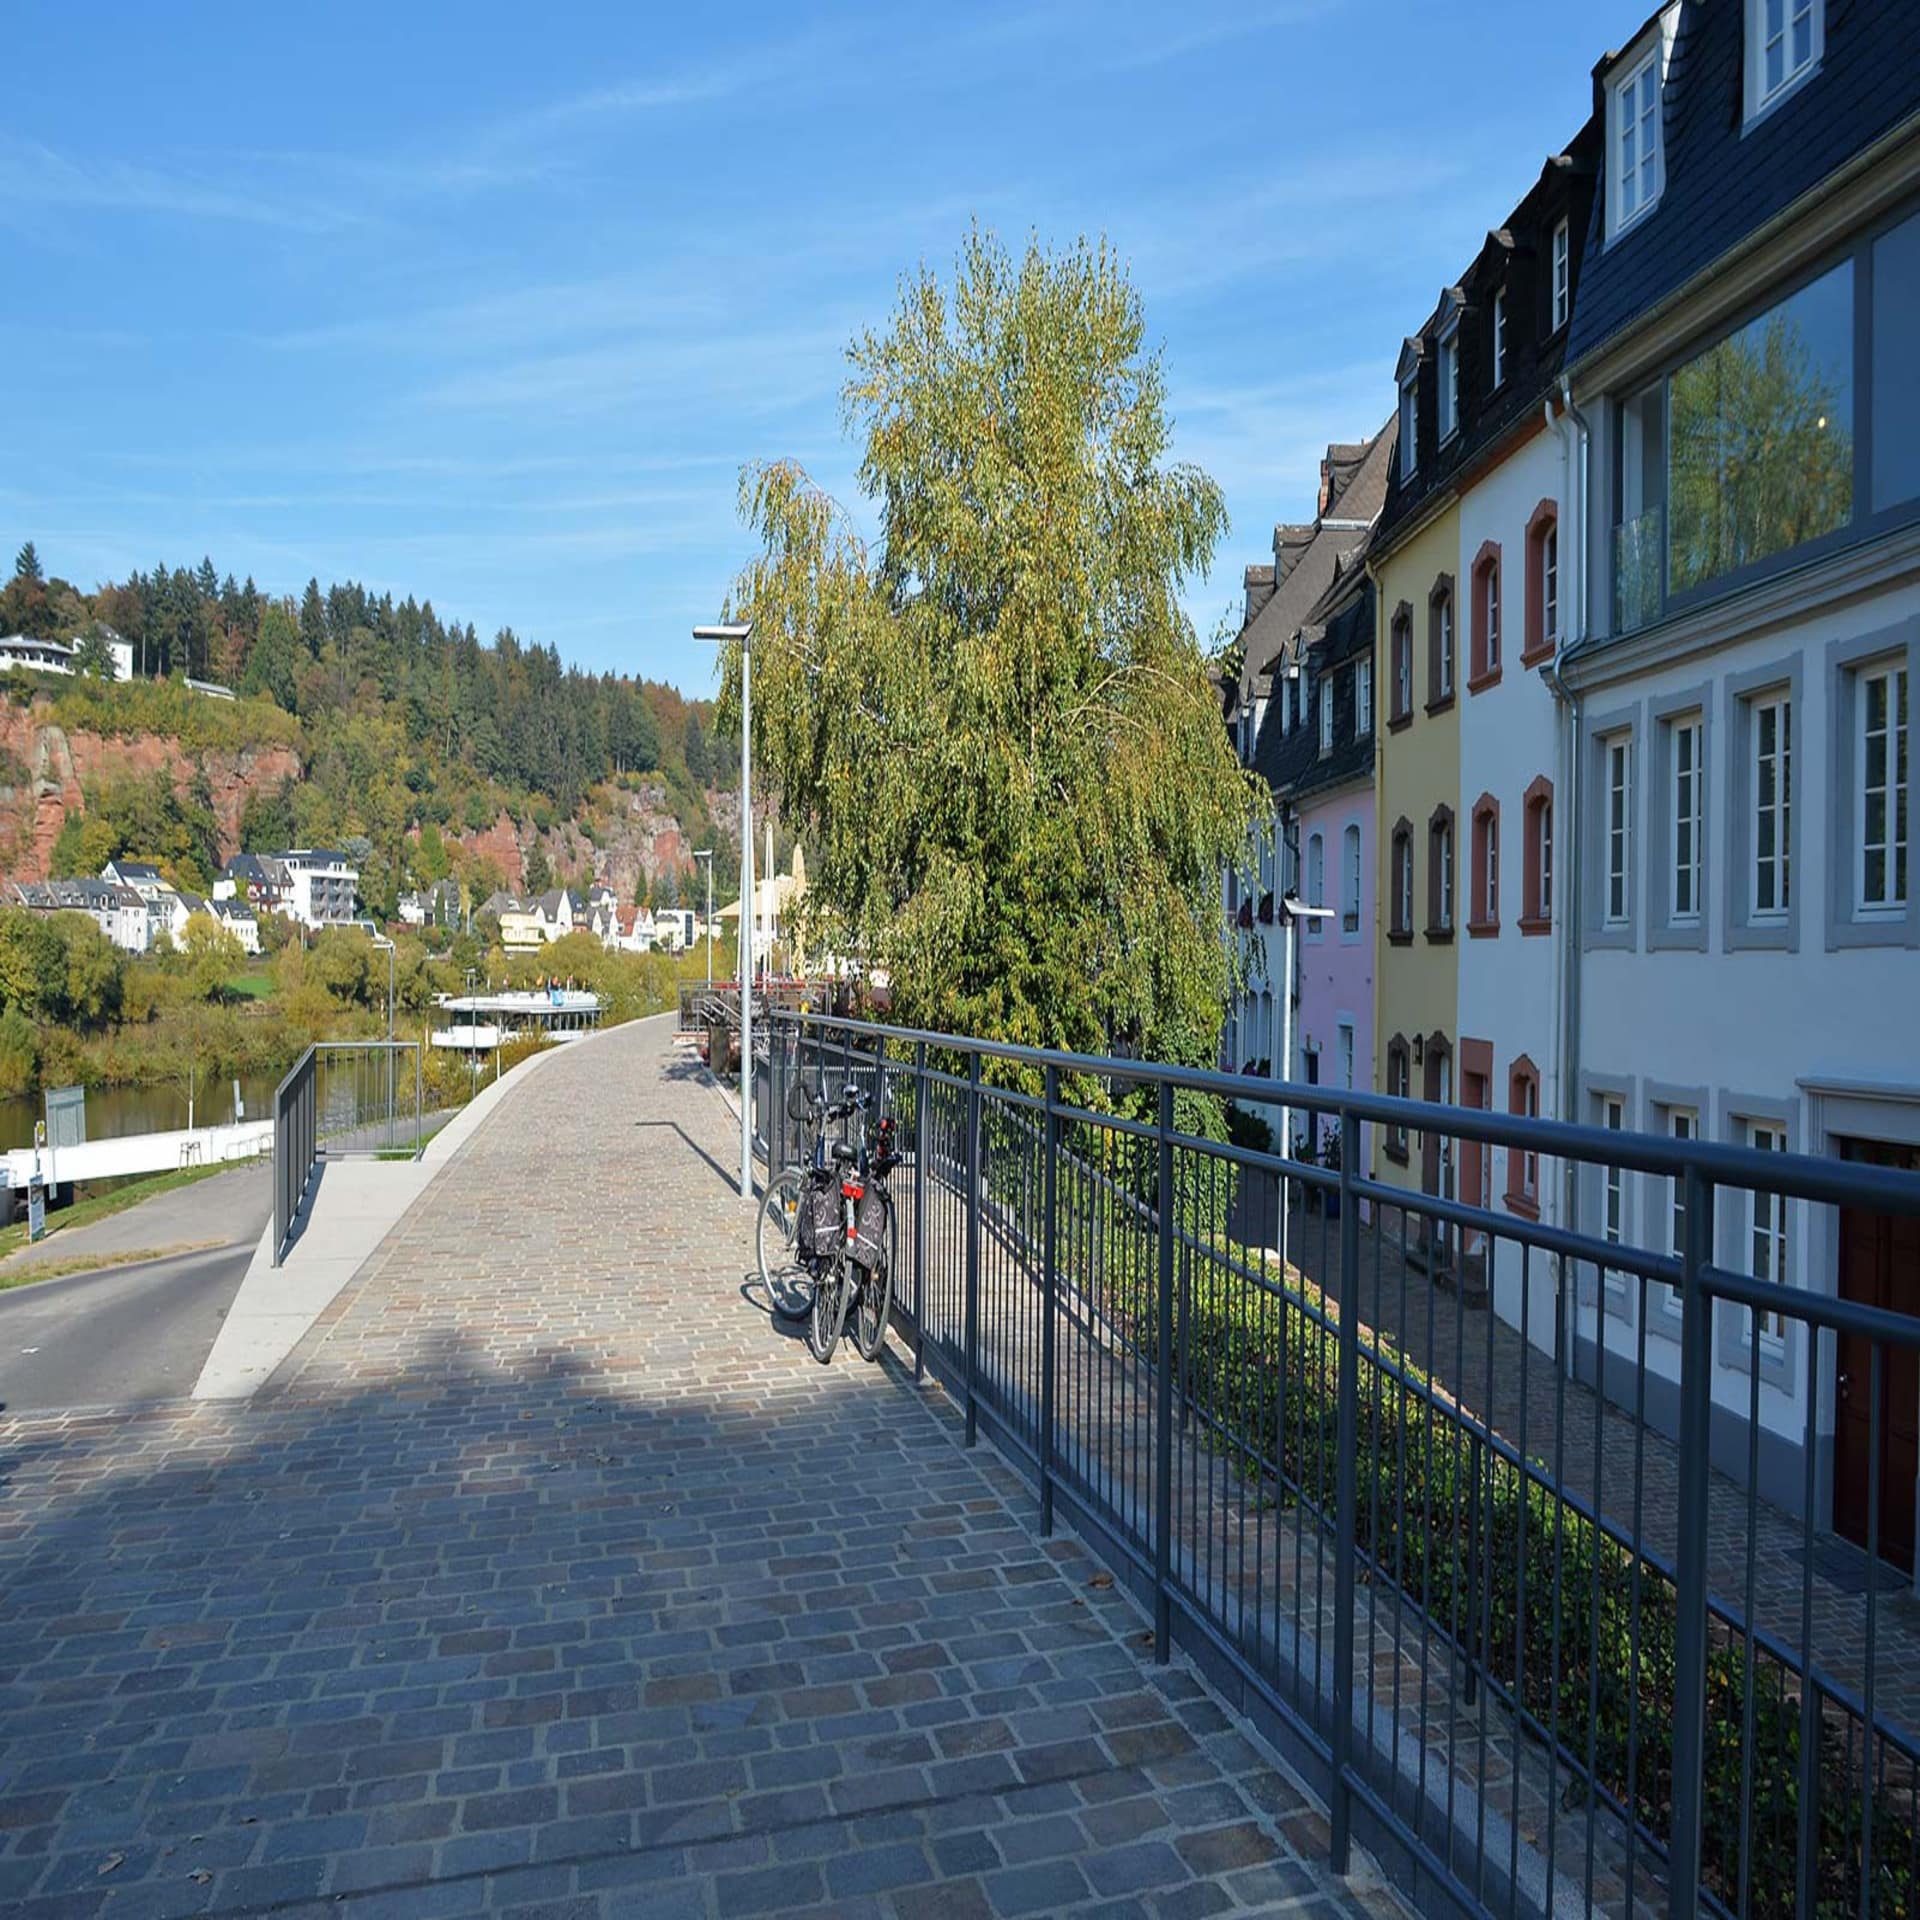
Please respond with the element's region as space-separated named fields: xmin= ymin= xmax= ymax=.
xmin=0 ymin=1073 xmax=284 ymax=1154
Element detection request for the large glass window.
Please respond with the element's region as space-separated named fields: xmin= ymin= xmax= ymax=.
xmin=1873 ymin=213 xmax=1920 ymax=512
xmin=1668 ymin=263 xmax=1853 ymax=595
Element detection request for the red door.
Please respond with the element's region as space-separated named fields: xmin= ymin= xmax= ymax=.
xmin=1834 ymin=1140 xmax=1920 ymax=1572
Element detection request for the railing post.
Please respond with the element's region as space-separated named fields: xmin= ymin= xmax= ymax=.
xmin=1331 ymin=1108 xmax=1362 ymax=1872
xmin=1154 ymin=1078 xmax=1175 ymax=1664
xmin=770 ymin=1019 xmax=786 ymax=1173
xmin=1041 ymin=1061 xmax=1059 ymax=1537
xmin=1796 ymin=1668 xmax=1821 ymax=1918
xmin=1669 ymin=1164 xmax=1717 ymax=1920
xmin=914 ymin=1039 xmax=928 ymax=1383
xmin=965 ymin=1050 xmax=982 ymax=1447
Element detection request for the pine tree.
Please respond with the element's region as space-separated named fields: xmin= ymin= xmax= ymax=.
xmin=13 ymin=542 xmax=43 ymax=585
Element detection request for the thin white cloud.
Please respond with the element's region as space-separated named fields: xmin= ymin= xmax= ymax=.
xmin=1102 ymin=0 xmax=1346 ymax=71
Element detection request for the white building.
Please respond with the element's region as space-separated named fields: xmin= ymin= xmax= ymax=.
xmin=14 ymin=878 xmax=152 ymax=953
xmin=276 ymin=849 xmax=359 ymax=928
xmin=0 ymin=632 xmax=134 ymax=680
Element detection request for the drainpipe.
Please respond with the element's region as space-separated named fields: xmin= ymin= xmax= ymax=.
xmin=1546 ymin=372 xmax=1592 ymax=1380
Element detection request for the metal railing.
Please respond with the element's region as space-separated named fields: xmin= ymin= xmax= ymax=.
xmin=272 ymin=1040 xmax=425 ymax=1265
xmin=760 ymin=1011 xmax=1920 ymax=1920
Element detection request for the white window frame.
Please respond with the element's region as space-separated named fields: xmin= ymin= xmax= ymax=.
xmin=1438 ymin=595 xmax=1454 ymax=701
xmin=1438 ymin=322 xmax=1460 ymax=444
xmin=1318 ymin=678 xmax=1333 ymax=755
xmin=1752 ymin=692 xmax=1792 ymax=921
xmin=1400 ymin=376 xmax=1418 ymax=480
xmin=1306 ymin=832 xmax=1325 ymax=936
xmin=1343 ymin=823 xmax=1362 ymax=934
xmin=1517 ymin=1072 xmax=1539 ymax=1201
xmin=1602 ymin=1094 xmax=1627 ymax=1286
xmin=1605 ymin=735 xmax=1633 ymax=928
xmin=1394 ymin=625 xmax=1412 ymax=719
xmin=1355 ymin=658 xmax=1374 ymax=738
xmin=1484 ymin=560 xmax=1501 ymax=672
xmin=1552 ymin=219 xmax=1571 ymax=330
xmin=1484 ymin=809 xmax=1499 ymax=924
xmin=1337 ymin=1020 xmax=1355 ymax=1092
xmin=1541 ymin=795 xmax=1554 ymax=919
xmin=1438 ymin=819 xmax=1454 ymax=931
xmin=1610 ymin=45 xmax=1663 ymax=238
xmin=1745 ymin=0 xmax=1823 ymax=123
xmin=1491 ymin=289 xmax=1507 ymax=388
xmin=1670 ymin=715 xmax=1703 ymax=924
xmin=1395 ymin=832 xmax=1413 ymax=936
xmin=1745 ymin=1121 xmax=1789 ymax=1346
xmin=1856 ymin=660 xmax=1909 ymax=916
xmin=1543 ymin=522 xmax=1559 ymax=645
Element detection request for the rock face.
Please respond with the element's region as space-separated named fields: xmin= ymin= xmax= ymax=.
xmin=451 ymin=811 xmax=527 ymax=892
xmin=0 ymin=704 xmax=303 ymax=881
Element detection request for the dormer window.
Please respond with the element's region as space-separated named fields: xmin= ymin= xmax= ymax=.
xmin=1438 ymin=319 xmax=1460 ymax=443
xmin=1746 ymin=0 xmax=1822 ymax=121
xmin=1610 ymin=43 xmax=1664 ymax=237
xmin=1399 ymin=374 xmax=1418 ymax=481
xmin=1552 ymin=221 xmax=1570 ymax=330
xmin=1491 ymin=289 xmax=1507 ymax=388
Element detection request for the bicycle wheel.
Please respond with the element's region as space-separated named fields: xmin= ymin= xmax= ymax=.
xmin=757 ymin=1170 xmax=813 ymax=1321
xmin=808 ymin=1249 xmax=848 ymax=1364
xmin=852 ymin=1199 xmax=894 ymax=1362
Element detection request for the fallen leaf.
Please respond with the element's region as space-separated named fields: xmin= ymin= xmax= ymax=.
xmin=97 ymin=1854 xmax=124 ymax=1877
xmin=189 ymin=1869 xmax=213 ymax=1884
xmin=1088 ymin=1572 xmax=1113 ymax=1590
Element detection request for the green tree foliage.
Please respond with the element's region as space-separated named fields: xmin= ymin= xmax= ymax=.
xmin=522 ymin=843 xmax=552 ymax=897
xmin=0 ymin=908 xmax=125 ymax=1031
xmin=179 ymin=914 xmax=247 ymax=1003
xmin=70 ymin=622 xmax=119 ymax=680
xmin=726 ymin=229 xmax=1257 ymax=1070
xmin=51 ymin=768 xmax=220 ymax=891
xmin=239 ymin=777 xmax=297 ymax=853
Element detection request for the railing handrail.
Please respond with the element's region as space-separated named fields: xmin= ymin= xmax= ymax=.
xmin=769 ymin=1008 xmax=1920 ymax=1218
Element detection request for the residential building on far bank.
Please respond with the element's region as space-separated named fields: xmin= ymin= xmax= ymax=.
xmin=12 ymin=878 xmax=152 ymax=953
xmin=1558 ymin=0 xmax=1920 ymax=1539
xmin=276 ymin=849 xmax=359 ymax=928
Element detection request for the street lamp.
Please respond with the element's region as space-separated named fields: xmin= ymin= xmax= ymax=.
xmin=692 ymin=849 xmax=714 ymax=992
xmin=1277 ymin=894 xmax=1334 ymax=1280
xmin=370 ymin=934 xmax=396 ymax=1038
xmin=693 ymin=620 xmax=753 ymax=1198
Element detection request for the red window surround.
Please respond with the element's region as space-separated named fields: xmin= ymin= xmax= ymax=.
xmin=1468 ymin=792 xmax=1500 ymax=937
xmin=1523 ymin=500 xmax=1559 ymax=668
xmin=1468 ymin=540 xmax=1503 ymax=692
xmin=1520 ymin=774 xmax=1554 ymax=936
xmin=1459 ymin=1037 xmax=1495 ymax=1233
xmin=1506 ymin=1053 xmax=1542 ymax=1219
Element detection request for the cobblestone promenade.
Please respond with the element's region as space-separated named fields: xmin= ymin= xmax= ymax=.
xmin=0 ymin=1016 xmax=1407 ymax=1920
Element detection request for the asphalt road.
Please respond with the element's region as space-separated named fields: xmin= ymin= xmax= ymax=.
xmin=0 ymin=1239 xmax=255 ymax=1414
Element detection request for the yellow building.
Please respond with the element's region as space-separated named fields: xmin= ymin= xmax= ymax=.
xmin=1368 ymin=322 xmax=1464 ymax=1236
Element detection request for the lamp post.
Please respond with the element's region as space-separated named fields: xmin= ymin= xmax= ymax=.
xmin=693 ymin=849 xmax=714 ymax=991
xmin=370 ymin=934 xmax=396 ymax=1037
xmin=1277 ymin=894 xmax=1334 ymax=1280
xmin=693 ymin=621 xmax=753 ymax=1197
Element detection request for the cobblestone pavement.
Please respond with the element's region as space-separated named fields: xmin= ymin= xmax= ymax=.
xmin=0 ymin=1015 xmax=1409 ymax=1920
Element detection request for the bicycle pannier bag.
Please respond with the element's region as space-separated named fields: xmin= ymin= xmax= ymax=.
xmin=849 ymin=1189 xmax=889 ymax=1271
xmin=797 ymin=1173 xmax=839 ymax=1259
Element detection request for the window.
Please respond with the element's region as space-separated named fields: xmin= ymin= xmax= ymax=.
xmin=1857 ymin=661 xmax=1909 ymax=914
xmin=1438 ymin=323 xmax=1459 ymax=443
xmin=1752 ymin=693 xmax=1792 ymax=919
xmin=1428 ymin=579 xmax=1455 ymax=709
xmin=1525 ymin=503 xmax=1560 ymax=664
xmin=1337 ymin=1021 xmax=1355 ymax=1091
xmin=1521 ymin=776 xmax=1554 ymax=933
xmin=1342 ymin=823 xmax=1362 ymax=934
xmin=1470 ymin=545 xmax=1502 ymax=688
xmin=1390 ymin=820 xmax=1414 ymax=942
xmin=1611 ymin=48 xmax=1662 ymax=234
xmin=1507 ymin=1056 xmax=1541 ymax=1214
xmin=1318 ymin=678 xmax=1333 ymax=755
xmin=1469 ymin=795 xmax=1500 ymax=936
xmin=1669 ymin=263 xmax=1852 ymax=598
xmin=1428 ymin=807 xmax=1455 ymax=937
xmin=1605 ymin=734 xmax=1632 ymax=928
xmin=1745 ymin=1121 xmax=1789 ymax=1343
xmin=1306 ymin=833 xmax=1325 ymax=936
xmin=1385 ymin=1036 xmax=1411 ymax=1160
xmin=1400 ymin=375 xmax=1418 ymax=481
xmin=1601 ymin=1094 xmax=1627 ymax=1283
xmin=1391 ymin=608 xmax=1413 ymax=725
xmin=1670 ymin=714 xmax=1703 ymax=923
xmin=1491 ymin=289 xmax=1508 ymax=388
xmin=1667 ymin=1108 xmax=1696 ymax=1258
xmin=1355 ymin=658 xmax=1373 ymax=737
xmin=1746 ymin=0 xmax=1823 ymax=119
xmin=1552 ymin=219 xmax=1570 ymax=331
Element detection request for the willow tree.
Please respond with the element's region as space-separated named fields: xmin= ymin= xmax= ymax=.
xmin=720 ymin=229 xmax=1258 ymax=1073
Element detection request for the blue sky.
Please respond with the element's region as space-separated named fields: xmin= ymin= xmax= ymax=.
xmin=2 ymin=1 xmax=1608 ymax=694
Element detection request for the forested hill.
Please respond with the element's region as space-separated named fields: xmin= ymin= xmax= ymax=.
xmin=0 ymin=541 xmax=742 ymax=915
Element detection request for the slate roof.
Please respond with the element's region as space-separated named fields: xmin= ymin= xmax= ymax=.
xmin=1377 ymin=117 xmax=1600 ymax=554
xmin=1229 ymin=422 xmax=1397 ymax=709
xmin=107 ymin=860 xmax=164 ymax=883
xmin=1568 ymin=0 xmax=1920 ymax=369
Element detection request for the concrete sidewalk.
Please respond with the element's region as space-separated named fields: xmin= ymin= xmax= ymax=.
xmin=192 ymin=1020 xmax=646 ymax=1401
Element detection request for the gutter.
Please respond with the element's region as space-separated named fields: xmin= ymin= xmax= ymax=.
xmin=1546 ymin=374 xmax=1590 ymax=1382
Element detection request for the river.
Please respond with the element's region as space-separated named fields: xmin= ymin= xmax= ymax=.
xmin=0 ymin=1073 xmax=284 ymax=1154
